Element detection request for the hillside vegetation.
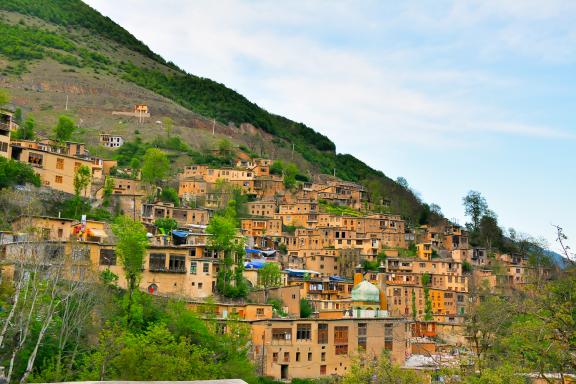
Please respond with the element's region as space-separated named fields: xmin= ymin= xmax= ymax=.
xmin=0 ymin=0 xmax=426 ymax=223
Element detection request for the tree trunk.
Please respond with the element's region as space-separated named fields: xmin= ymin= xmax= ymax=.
xmin=20 ymin=308 xmax=55 ymax=384
xmin=0 ymin=275 xmax=23 ymax=348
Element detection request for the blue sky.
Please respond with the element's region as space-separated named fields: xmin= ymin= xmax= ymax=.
xmin=85 ymin=0 xmax=576 ymax=252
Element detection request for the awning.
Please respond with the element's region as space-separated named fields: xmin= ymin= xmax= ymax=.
xmin=87 ymin=228 xmax=107 ymax=238
xmin=172 ymin=230 xmax=189 ymax=238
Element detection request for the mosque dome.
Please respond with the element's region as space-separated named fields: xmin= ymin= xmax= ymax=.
xmin=351 ymin=280 xmax=381 ymax=303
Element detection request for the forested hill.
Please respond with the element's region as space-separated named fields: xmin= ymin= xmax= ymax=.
xmin=0 ymin=0 xmax=428 ymax=223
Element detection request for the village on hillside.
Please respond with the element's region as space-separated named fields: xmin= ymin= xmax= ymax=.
xmin=0 ymin=102 xmax=560 ymax=383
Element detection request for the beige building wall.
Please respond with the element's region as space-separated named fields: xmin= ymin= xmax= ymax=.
xmin=250 ymin=318 xmax=408 ymax=380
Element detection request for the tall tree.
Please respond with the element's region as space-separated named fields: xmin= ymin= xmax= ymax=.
xmin=112 ymin=216 xmax=148 ymax=326
xmin=463 ymin=190 xmax=488 ymax=231
xmin=206 ymin=202 xmax=247 ymax=298
xmin=162 ymin=117 xmax=174 ymax=137
xmin=13 ymin=116 xmax=36 ymax=140
xmin=141 ymin=148 xmax=169 ymax=186
xmin=257 ymin=263 xmax=282 ymax=301
xmin=422 ymin=273 xmax=433 ymax=321
xmin=53 ymin=115 xmax=76 ymax=142
xmin=73 ymin=164 xmax=91 ymax=198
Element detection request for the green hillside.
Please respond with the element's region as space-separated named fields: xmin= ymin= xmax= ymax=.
xmin=0 ymin=0 xmax=428 ymax=224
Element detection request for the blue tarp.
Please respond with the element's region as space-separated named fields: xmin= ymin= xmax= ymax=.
xmin=172 ymin=230 xmax=189 ymax=238
xmin=329 ymin=275 xmax=347 ymax=282
xmin=244 ymin=259 xmax=267 ymax=269
xmin=245 ymin=249 xmax=261 ymax=254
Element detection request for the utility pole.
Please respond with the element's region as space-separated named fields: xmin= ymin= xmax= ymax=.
xmin=65 ymin=95 xmax=68 ymax=111
xmin=333 ymin=168 xmax=336 ymax=177
xmin=212 ymin=118 xmax=215 ymax=136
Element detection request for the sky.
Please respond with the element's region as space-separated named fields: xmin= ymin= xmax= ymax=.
xmin=85 ymin=0 xmax=576 ymax=252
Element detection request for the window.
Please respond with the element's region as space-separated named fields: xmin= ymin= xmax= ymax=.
xmin=384 ymin=324 xmax=393 ymax=350
xmin=321 ymin=352 xmax=326 ymax=362
xmin=318 ymin=324 xmax=328 ymax=344
xmin=335 ymin=344 xmax=348 ymax=355
xmin=198 ymin=282 xmax=203 ymax=289
xmin=99 ymin=249 xmax=116 ymax=265
xmin=0 ymin=142 xmax=8 ymax=152
xmin=308 ymin=352 xmax=312 ymax=361
xmin=190 ymin=261 xmax=197 ymax=274
xmin=272 ymin=328 xmax=292 ymax=341
xmin=256 ymin=308 xmax=264 ymax=316
xmin=203 ymin=262 xmax=210 ymax=273
xmin=283 ymin=352 xmax=289 ymax=362
xmin=334 ymin=326 xmax=348 ymax=344
xmin=149 ymin=253 xmax=166 ymax=271
xmin=169 ymin=254 xmax=186 ymax=272
xmin=296 ymin=352 xmax=300 ymax=361
xmin=55 ymin=175 xmax=63 ymax=184
xmin=57 ymin=228 xmax=63 ymax=238
xmin=56 ymin=158 xmax=64 ymax=169
xmin=320 ymin=365 xmax=326 ymax=375
xmin=296 ymin=324 xmax=311 ymax=340
xmin=28 ymin=152 xmax=43 ymax=166
xmin=358 ymin=323 xmax=367 ymax=350
xmin=272 ymin=352 xmax=278 ymax=363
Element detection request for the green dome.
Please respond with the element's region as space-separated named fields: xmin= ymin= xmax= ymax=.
xmin=351 ymin=280 xmax=380 ymax=303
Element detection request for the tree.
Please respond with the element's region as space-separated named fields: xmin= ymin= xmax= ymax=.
xmin=73 ymin=164 xmax=91 ymax=198
xmin=463 ymin=191 xmax=488 ymax=232
xmin=14 ymin=107 xmax=22 ymax=124
xmin=477 ymin=213 xmax=503 ymax=251
xmin=0 ymin=88 xmax=9 ymax=105
xmin=155 ymin=217 xmax=178 ymax=235
xmin=257 ymin=263 xmax=282 ymax=301
xmin=13 ymin=116 xmax=36 ymax=140
xmin=112 ymin=216 xmax=148 ymax=326
xmin=430 ymin=203 xmax=442 ymax=216
xmin=0 ymin=157 xmax=40 ymax=188
xmin=299 ymin=298 xmax=313 ymax=318
xmin=411 ymin=289 xmax=417 ymax=320
xmin=396 ymin=176 xmax=409 ymax=189
xmin=102 ymin=176 xmax=114 ymax=207
xmin=141 ymin=148 xmax=169 ymax=186
xmin=283 ymin=162 xmax=298 ymax=189
xmin=53 ymin=115 xmax=76 ymax=142
xmin=421 ymin=273 xmax=433 ymax=321
xmin=160 ymin=187 xmax=179 ymax=206
xmin=343 ymin=352 xmax=426 ymax=384
xmin=163 ymin=117 xmax=174 ymax=137
xmin=269 ymin=160 xmax=284 ymax=175
xmin=206 ymin=204 xmax=247 ymax=298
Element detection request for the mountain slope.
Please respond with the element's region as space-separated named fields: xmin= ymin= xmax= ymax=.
xmin=0 ymin=0 xmax=428 ymax=224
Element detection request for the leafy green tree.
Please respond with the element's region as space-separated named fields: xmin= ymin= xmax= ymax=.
xmin=463 ymin=191 xmax=488 ymax=232
xmin=160 ymin=187 xmax=179 ymax=206
xmin=299 ymin=298 xmax=313 ymax=318
xmin=155 ymin=217 xmax=178 ymax=235
xmin=206 ymin=204 xmax=247 ymax=298
xmin=477 ymin=213 xmax=503 ymax=251
xmin=0 ymin=88 xmax=9 ymax=105
xmin=411 ymin=289 xmax=417 ymax=320
xmin=73 ymin=164 xmax=91 ymax=198
xmin=112 ymin=216 xmax=148 ymax=327
xmin=129 ymin=157 xmax=141 ymax=171
xmin=0 ymin=157 xmax=40 ymax=188
xmin=257 ymin=263 xmax=282 ymax=301
xmin=14 ymin=107 xmax=22 ymax=124
xmin=163 ymin=117 xmax=174 ymax=137
xmin=141 ymin=148 xmax=169 ymax=186
xmin=343 ymin=352 xmax=425 ymax=384
xmin=269 ymin=160 xmax=284 ymax=175
xmin=13 ymin=116 xmax=36 ymax=140
xmin=422 ymin=273 xmax=433 ymax=321
xmin=53 ymin=115 xmax=76 ymax=141
xmin=283 ymin=162 xmax=298 ymax=189
xmin=102 ymin=175 xmax=114 ymax=207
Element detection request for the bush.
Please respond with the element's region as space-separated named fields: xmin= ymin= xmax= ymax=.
xmin=0 ymin=157 xmax=41 ymax=188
